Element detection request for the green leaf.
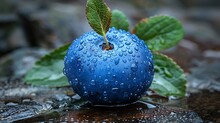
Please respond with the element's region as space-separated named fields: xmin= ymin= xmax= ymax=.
xmin=133 ymin=16 xmax=184 ymax=51
xmin=24 ymin=44 xmax=70 ymax=87
xmin=86 ymin=0 xmax=112 ymax=36
xmin=150 ymin=52 xmax=186 ymax=97
xmin=110 ymin=10 xmax=129 ymax=31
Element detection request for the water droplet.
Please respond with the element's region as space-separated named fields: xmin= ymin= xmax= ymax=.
xmin=98 ymin=54 xmax=102 ymax=57
xmin=87 ymin=53 xmax=92 ymax=57
xmin=122 ymin=59 xmax=127 ymax=63
xmin=131 ymin=63 xmax=138 ymax=72
xmin=120 ymin=83 xmax=124 ymax=87
xmin=122 ymin=48 xmax=126 ymax=52
xmin=107 ymin=72 xmax=111 ymax=75
xmin=92 ymin=58 xmax=97 ymax=63
xmin=91 ymin=80 xmax=95 ymax=85
xmin=134 ymin=46 xmax=139 ymax=51
xmin=119 ymin=44 xmax=124 ymax=48
xmin=103 ymin=91 xmax=107 ymax=96
xmin=112 ymin=75 xmax=116 ymax=78
xmin=103 ymin=56 xmax=107 ymax=61
xmin=78 ymin=45 xmax=84 ymax=51
xmin=78 ymin=69 xmax=82 ymax=72
xmin=119 ymin=52 xmax=123 ymax=57
xmin=104 ymin=79 xmax=109 ymax=84
xmin=90 ymin=67 xmax=95 ymax=71
xmin=112 ymin=88 xmax=118 ymax=93
xmin=114 ymin=58 xmax=120 ymax=65
xmin=132 ymin=38 xmax=137 ymax=42
xmin=115 ymin=81 xmax=119 ymax=85
xmin=104 ymin=97 xmax=108 ymax=101
xmin=133 ymin=77 xmax=137 ymax=82
xmin=128 ymin=49 xmax=133 ymax=54
xmin=122 ymin=71 xmax=125 ymax=74
xmin=125 ymin=42 xmax=131 ymax=45
xmin=83 ymin=91 xmax=88 ymax=96
xmin=107 ymin=65 xmax=111 ymax=70
xmin=132 ymin=54 xmax=136 ymax=57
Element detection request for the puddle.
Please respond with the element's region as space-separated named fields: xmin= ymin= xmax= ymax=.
xmin=15 ymin=99 xmax=203 ymax=123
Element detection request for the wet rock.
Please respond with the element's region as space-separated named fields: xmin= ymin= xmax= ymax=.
xmin=0 ymin=48 xmax=47 ymax=78
xmin=46 ymin=94 xmax=71 ymax=109
xmin=0 ymin=100 xmax=52 ymax=123
xmin=187 ymin=90 xmax=220 ymax=123
xmin=187 ymin=62 xmax=220 ymax=92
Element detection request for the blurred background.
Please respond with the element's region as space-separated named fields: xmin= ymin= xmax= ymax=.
xmin=0 ymin=0 xmax=219 ymax=122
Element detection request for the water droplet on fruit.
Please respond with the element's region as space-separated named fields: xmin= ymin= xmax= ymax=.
xmin=107 ymin=65 xmax=110 ymax=70
xmin=78 ymin=45 xmax=84 ymax=51
xmin=119 ymin=52 xmax=123 ymax=57
xmin=112 ymin=88 xmax=118 ymax=93
xmin=114 ymin=58 xmax=120 ymax=65
xmin=87 ymin=53 xmax=92 ymax=57
xmin=103 ymin=91 xmax=107 ymax=96
xmin=134 ymin=46 xmax=139 ymax=51
xmin=120 ymin=83 xmax=124 ymax=87
xmin=119 ymin=44 xmax=124 ymax=48
xmin=83 ymin=91 xmax=88 ymax=96
xmin=115 ymin=81 xmax=119 ymax=85
xmin=112 ymin=74 xmax=116 ymax=78
xmin=74 ymin=78 xmax=78 ymax=82
xmin=104 ymin=79 xmax=109 ymax=84
xmin=125 ymin=42 xmax=131 ymax=45
xmin=104 ymin=97 xmax=108 ymax=101
xmin=122 ymin=59 xmax=127 ymax=63
xmin=103 ymin=56 xmax=107 ymax=61
xmin=122 ymin=48 xmax=126 ymax=52
xmin=128 ymin=49 xmax=133 ymax=54
xmin=92 ymin=58 xmax=97 ymax=63
xmin=132 ymin=38 xmax=137 ymax=42
xmin=91 ymin=80 xmax=95 ymax=85
xmin=133 ymin=77 xmax=137 ymax=82
xmin=131 ymin=63 xmax=138 ymax=72
xmin=98 ymin=54 xmax=102 ymax=57
xmin=113 ymin=31 xmax=118 ymax=34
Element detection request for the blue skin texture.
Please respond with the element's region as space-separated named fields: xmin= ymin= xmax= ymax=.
xmin=64 ymin=28 xmax=154 ymax=105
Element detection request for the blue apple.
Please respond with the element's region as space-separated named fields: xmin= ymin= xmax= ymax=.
xmin=64 ymin=27 xmax=154 ymax=105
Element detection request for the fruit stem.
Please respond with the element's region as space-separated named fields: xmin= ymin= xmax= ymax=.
xmin=103 ymin=33 xmax=110 ymax=50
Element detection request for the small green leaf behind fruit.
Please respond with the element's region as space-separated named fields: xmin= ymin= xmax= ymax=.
xmin=86 ymin=0 xmax=112 ymax=36
xmin=24 ymin=44 xmax=70 ymax=87
xmin=133 ymin=16 xmax=184 ymax=51
xmin=150 ymin=52 xmax=186 ymax=97
xmin=110 ymin=10 xmax=129 ymax=31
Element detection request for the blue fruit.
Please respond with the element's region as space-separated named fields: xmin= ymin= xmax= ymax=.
xmin=64 ymin=27 xmax=154 ymax=105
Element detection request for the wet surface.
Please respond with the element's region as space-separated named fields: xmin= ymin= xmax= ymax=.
xmin=14 ymin=101 xmax=203 ymax=123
